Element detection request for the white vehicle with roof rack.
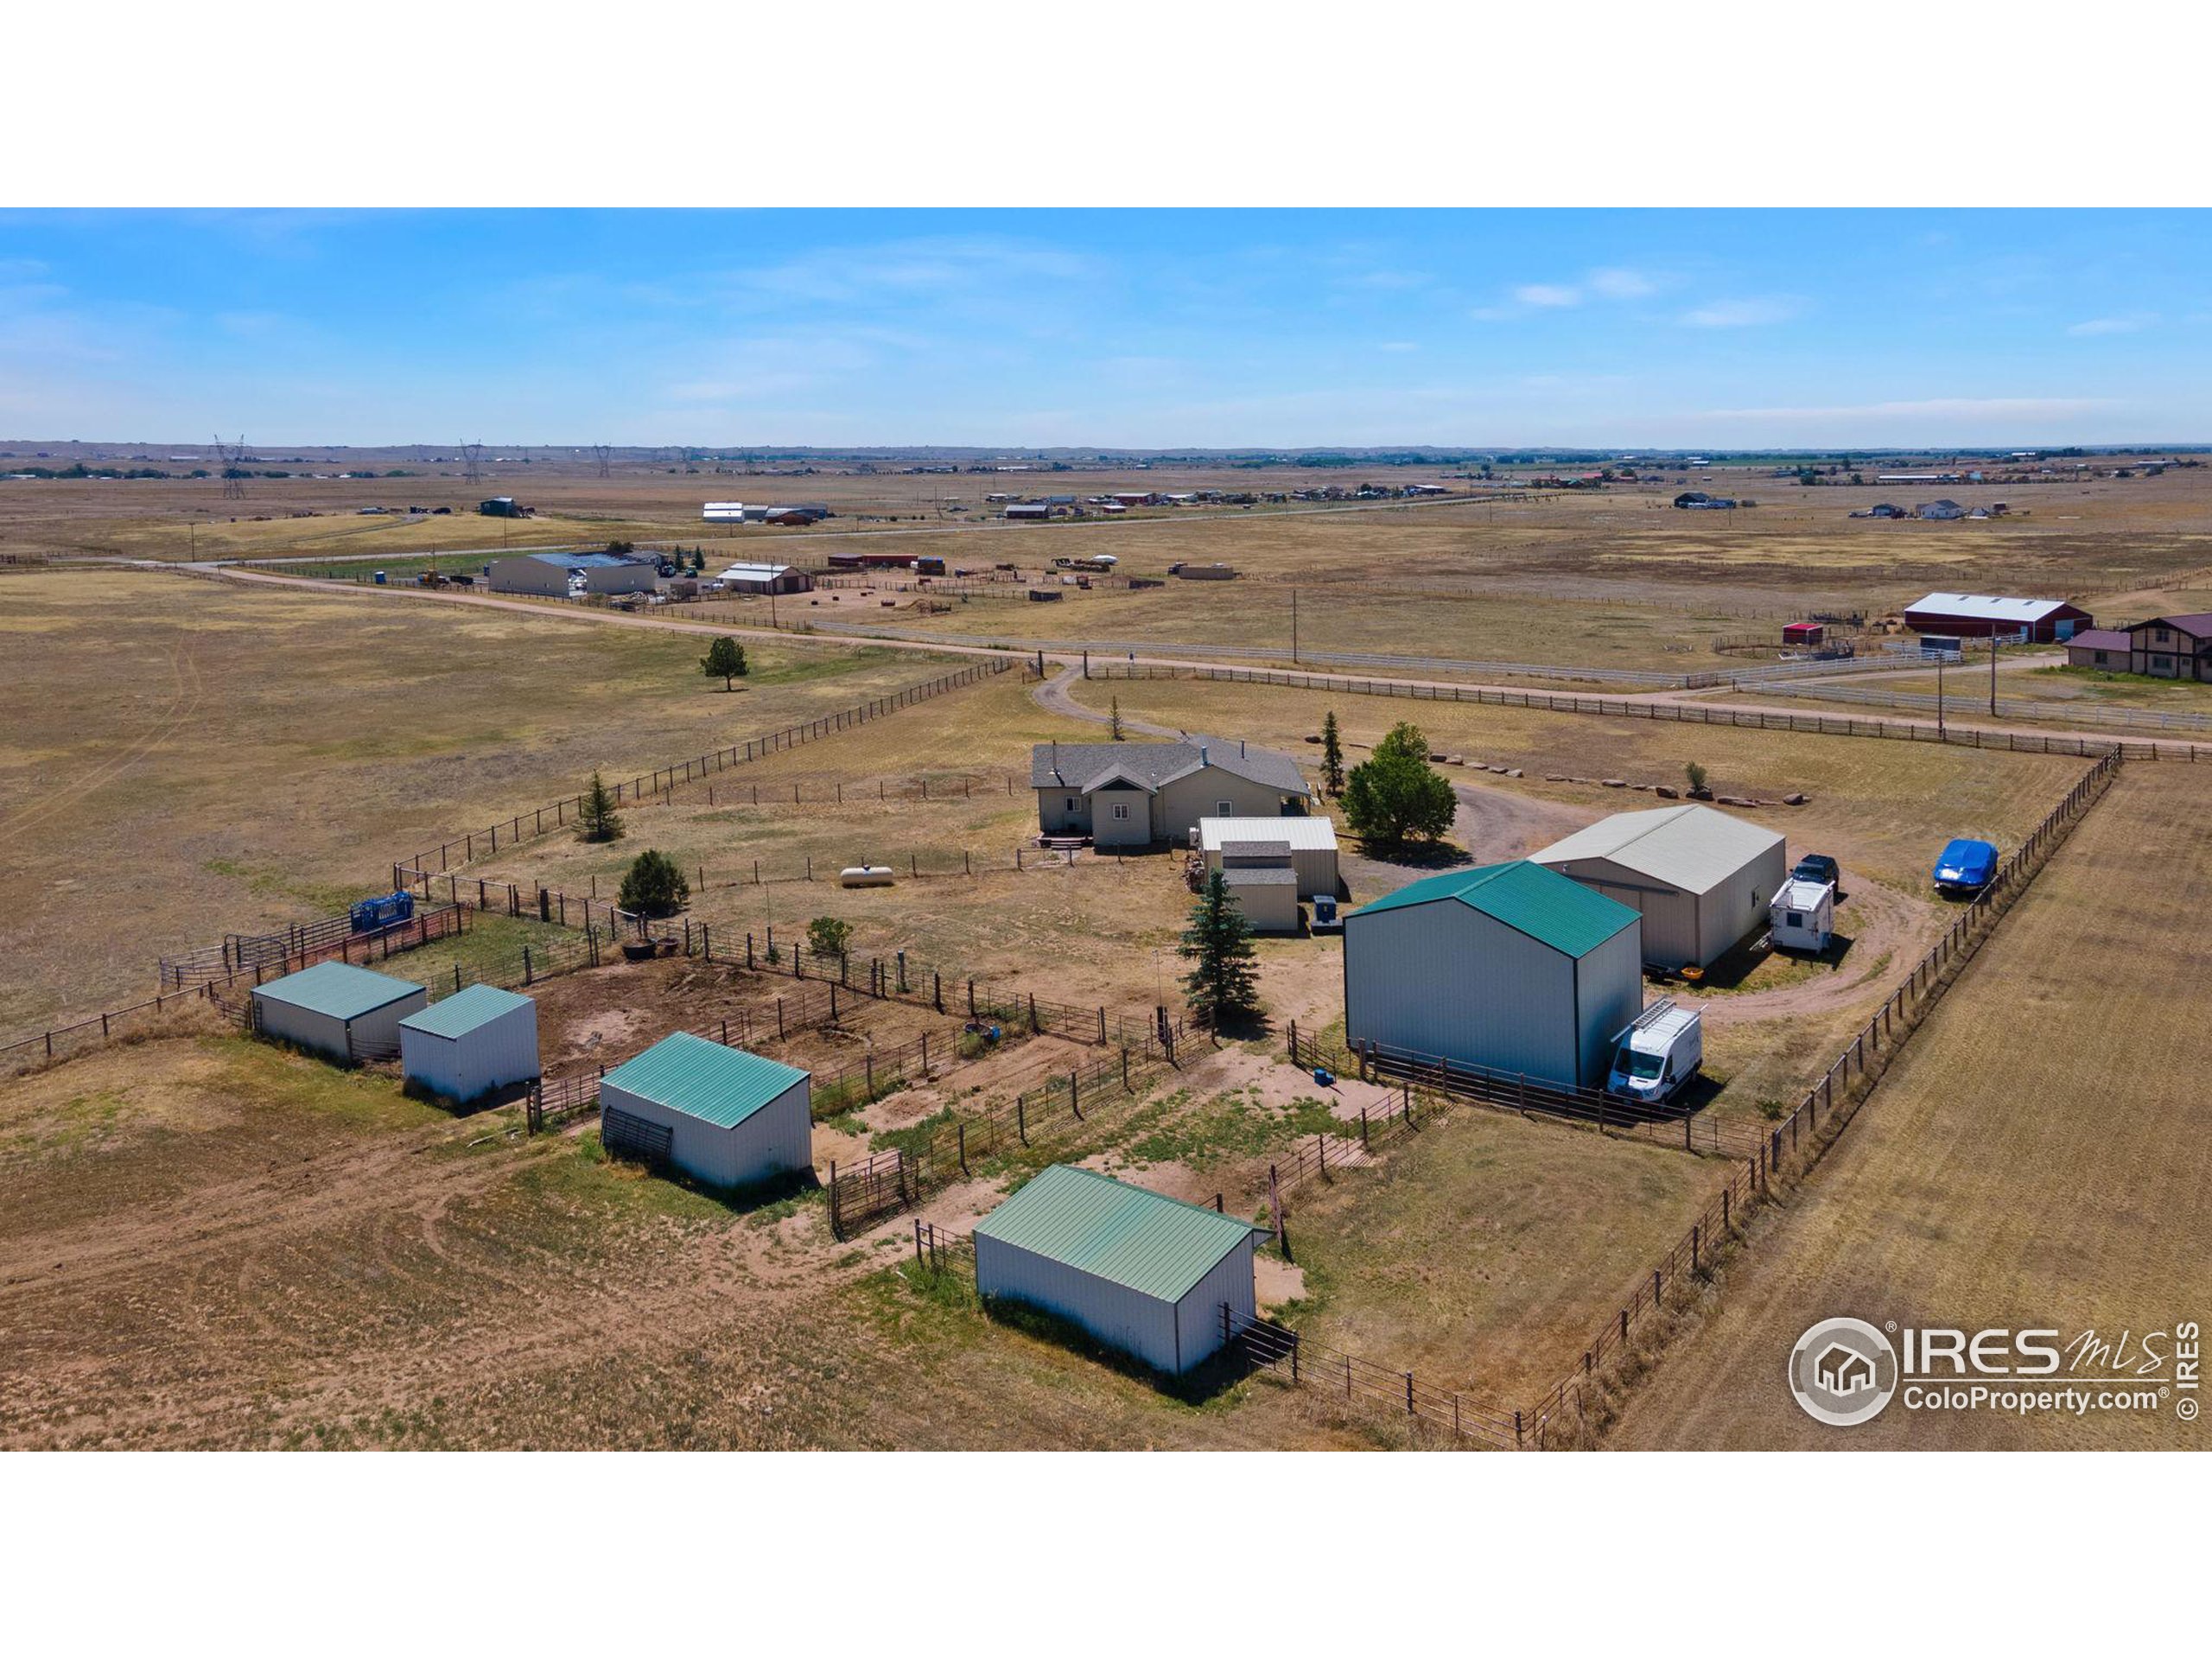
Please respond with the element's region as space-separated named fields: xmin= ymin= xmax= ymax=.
xmin=1606 ymin=1000 xmax=1703 ymax=1105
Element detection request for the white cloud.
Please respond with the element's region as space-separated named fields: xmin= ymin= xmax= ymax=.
xmin=1586 ymin=267 xmax=1656 ymax=300
xmin=2067 ymin=313 xmax=2155 ymax=336
xmin=1514 ymin=283 xmax=1580 ymax=308
xmin=1681 ymin=296 xmax=1802 ymax=328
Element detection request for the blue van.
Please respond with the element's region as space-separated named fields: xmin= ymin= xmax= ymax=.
xmin=1933 ymin=838 xmax=1999 ymax=895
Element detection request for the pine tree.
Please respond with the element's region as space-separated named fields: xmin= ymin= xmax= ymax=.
xmin=701 ymin=635 xmax=748 ymax=690
xmin=1320 ymin=709 xmax=1345 ymax=796
xmin=618 ymin=849 xmax=690 ymax=918
xmin=577 ymin=769 xmax=624 ymax=843
xmin=1109 ymin=696 xmax=1125 ymax=740
xmin=1179 ymin=870 xmax=1262 ymax=1029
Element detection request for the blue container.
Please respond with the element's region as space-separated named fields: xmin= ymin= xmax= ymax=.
xmin=1313 ymin=1066 xmax=1335 ymax=1087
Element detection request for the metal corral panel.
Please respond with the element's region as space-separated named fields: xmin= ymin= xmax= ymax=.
xmin=1200 ymin=816 xmax=1338 ymax=895
xmin=973 ymin=1166 xmax=1260 ymax=1376
xmin=252 ymin=963 xmax=426 ymax=1064
xmin=1344 ymin=864 xmax=1643 ymax=1089
xmin=398 ymin=985 xmax=539 ymax=1103
xmin=595 ymin=1033 xmax=811 ymax=1190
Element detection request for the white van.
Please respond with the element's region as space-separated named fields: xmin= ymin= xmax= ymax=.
xmin=1770 ymin=878 xmax=1835 ymax=954
xmin=1606 ymin=1001 xmax=1703 ymax=1105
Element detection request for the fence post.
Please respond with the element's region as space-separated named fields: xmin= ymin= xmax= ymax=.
xmin=1070 ymin=1069 xmax=1081 ymax=1119
xmin=523 ymin=945 xmax=532 ymax=985
xmin=1016 ymin=1095 xmax=1027 ymax=1146
xmin=957 ymin=1120 xmax=968 ymax=1176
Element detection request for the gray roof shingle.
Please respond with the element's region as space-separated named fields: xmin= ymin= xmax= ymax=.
xmin=1030 ymin=737 xmax=1306 ymax=795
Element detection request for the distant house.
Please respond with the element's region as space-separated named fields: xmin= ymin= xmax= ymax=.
xmin=1903 ymin=592 xmax=2094 ymax=643
xmin=1849 ymin=502 xmax=1905 ymax=519
xmin=1032 ymin=737 xmax=1310 ymax=849
xmin=714 ymin=561 xmax=811 ymax=595
xmin=1914 ymin=499 xmax=1967 ymax=520
xmin=487 ymin=550 xmax=658 ymax=597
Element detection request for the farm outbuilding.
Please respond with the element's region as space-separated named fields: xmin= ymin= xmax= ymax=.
xmin=486 ymin=551 xmax=658 ymax=597
xmin=973 ymin=1165 xmax=1263 ymax=1377
xmin=1530 ymin=804 xmax=1788 ymax=971
xmin=594 ymin=1032 xmax=811 ymax=1192
xmin=251 ymin=962 xmax=427 ymax=1065
xmin=398 ymin=984 xmax=539 ymax=1104
xmin=1198 ymin=815 xmax=1340 ymax=896
xmin=1218 ymin=863 xmax=1300 ymax=933
xmin=1901 ymin=592 xmax=2094 ymax=643
xmin=1342 ymin=860 xmax=1643 ymax=1090
xmin=714 ymin=561 xmax=811 ymax=595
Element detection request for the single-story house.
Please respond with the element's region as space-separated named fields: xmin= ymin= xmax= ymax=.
xmin=1915 ymin=499 xmax=1968 ymax=520
xmin=973 ymin=1164 xmax=1263 ymax=1377
xmin=1902 ymin=592 xmax=2094 ymax=643
xmin=2063 ymin=627 xmax=2134 ymax=671
xmin=251 ymin=961 xmax=426 ymax=1065
xmin=486 ymin=550 xmax=659 ymax=597
xmin=714 ymin=561 xmax=811 ymax=595
xmin=595 ymin=1032 xmax=813 ymax=1192
xmin=1343 ymin=860 xmax=1643 ymax=1090
xmin=398 ymin=984 xmax=539 ymax=1104
xmin=1530 ymin=804 xmax=1789 ymax=971
xmin=1033 ymin=738 xmax=1312 ymax=849
xmin=1198 ymin=815 xmax=1339 ymax=896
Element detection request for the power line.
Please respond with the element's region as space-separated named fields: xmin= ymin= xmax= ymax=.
xmin=214 ymin=434 xmax=247 ymax=500
xmin=461 ymin=441 xmax=484 ymax=486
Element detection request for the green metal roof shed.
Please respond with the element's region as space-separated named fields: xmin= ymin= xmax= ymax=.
xmin=251 ymin=961 xmax=427 ymax=1065
xmin=974 ymin=1165 xmax=1262 ymax=1376
xmin=1351 ymin=859 xmax=1637 ymax=957
xmin=398 ymin=985 xmax=538 ymax=1104
xmin=595 ymin=1033 xmax=813 ymax=1192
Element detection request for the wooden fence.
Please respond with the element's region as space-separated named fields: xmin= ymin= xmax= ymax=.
xmin=392 ymin=657 xmax=1016 ymax=876
xmin=1087 ymin=662 xmax=2207 ymax=761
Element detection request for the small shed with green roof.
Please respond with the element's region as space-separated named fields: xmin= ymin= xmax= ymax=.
xmin=595 ymin=1032 xmax=812 ymax=1191
xmin=1342 ymin=859 xmax=1644 ymax=1090
xmin=973 ymin=1164 xmax=1264 ymax=1376
xmin=398 ymin=984 xmax=539 ymax=1104
xmin=251 ymin=961 xmax=427 ymax=1065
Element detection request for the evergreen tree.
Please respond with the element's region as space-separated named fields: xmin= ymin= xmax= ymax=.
xmin=1320 ymin=709 xmax=1345 ymax=796
xmin=701 ymin=636 xmax=748 ymax=690
xmin=577 ymin=770 xmax=624 ymax=843
xmin=1179 ymin=870 xmax=1262 ymax=1029
xmin=1341 ymin=721 xmax=1455 ymax=850
xmin=1109 ymin=696 xmax=1125 ymax=740
xmin=617 ymin=849 xmax=690 ymax=918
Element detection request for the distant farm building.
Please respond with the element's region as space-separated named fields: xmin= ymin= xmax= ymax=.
xmin=973 ymin=1165 xmax=1262 ymax=1376
xmin=251 ymin=962 xmax=427 ymax=1065
xmin=595 ymin=1033 xmax=812 ymax=1192
xmin=478 ymin=496 xmax=527 ymax=518
xmin=398 ymin=984 xmax=539 ymax=1104
xmin=1343 ymin=861 xmax=1643 ymax=1090
xmin=1530 ymin=804 xmax=1789 ymax=971
xmin=1005 ymin=502 xmax=1052 ymax=520
xmin=1902 ymin=592 xmax=2094 ymax=643
xmin=1782 ymin=621 xmax=1826 ymax=647
xmin=826 ymin=549 xmax=919 ymax=570
xmin=702 ymin=501 xmax=765 ymax=523
xmin=1198 ymin=815 xmax=1339 ymax=897
xmin=1033 ymin=738 xmax=1311 ymax=849
xmin=487 ymin=551 xmax=658 ymax=597
xmin=715 ymin=561 xmax=811 ymax=595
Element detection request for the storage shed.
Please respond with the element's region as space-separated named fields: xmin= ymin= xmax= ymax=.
xmin=486 ymin=550 xmax=658 ymax=597
xmin=1530 ymin=804 xmax=1789 ymax=971
xmin=594 ymin=1032 xmax=811 ymax=1192
xmin=398 ymin=984 xmax=539 ymax=1104
xmin=973 ymin=1165 xmax=1262 ymax=1376
xmin=1218 ymin=862 xmax=1300 ymax=934
xmin=714 ymin=560 xmax=811 ymax=595
xmin=1343 ymin=861 xmax=1643 ymax=1090
xmin=251 ymin=961 xmax=426 ymax=1064
xmin=1198 ymin=815 xmax=1339 ymax=896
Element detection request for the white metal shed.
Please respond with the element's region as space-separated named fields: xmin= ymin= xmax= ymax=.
xmin=1343 ymin=860 xmax=1643 ymax=1090
xmin=251 ymin=961 xmax=427 ymax=1065
xmin=1198 ymin=815 xmax=1339 ymax=896
xmin=1530 ymin=804 xmax=1788 ymax=970
xmin=973 ymin=1165 xmax=1262 ymax=1376
xmin=398 ymin=984 xmax=539 ymax=1103
xmin=594 ymin=1033 xmax=812 ymax=1192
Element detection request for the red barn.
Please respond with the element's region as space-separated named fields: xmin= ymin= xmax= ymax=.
xmin=1783 ymin=621 xmax=1826 ymax=646
xmin=1901 ymin=592 xmax=2094 ymax=643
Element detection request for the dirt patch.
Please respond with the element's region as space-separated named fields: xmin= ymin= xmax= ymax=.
xmin=1255 ymin=1254 xmax=1306 ymax=1311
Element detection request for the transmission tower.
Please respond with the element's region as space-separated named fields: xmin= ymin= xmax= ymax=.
xmin=461 ymin=442 xmax=484 ymax=485
xmin=214 ymin=434 xmax=247 ymax=500
xmin=591 ymin=443 xmax=611 ymax=479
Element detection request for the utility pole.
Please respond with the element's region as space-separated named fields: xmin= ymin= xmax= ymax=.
xmin=1291 ymin=586 xmax=1300 ymax=663
xmin=1936 ymin=649 xmax=1947 ymax=738
xmin=1989 ymin=631 xmax=2000 ymax=716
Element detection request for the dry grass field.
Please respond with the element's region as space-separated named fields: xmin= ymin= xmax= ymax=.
xmin=1608 ymin=763 xmax=2212 ymax=1450
xmin=0 ymin=569 xmax=967 ymax=1033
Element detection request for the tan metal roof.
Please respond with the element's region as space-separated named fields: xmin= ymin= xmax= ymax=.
xmin=1532 ymin=805 xmax=1783 ymax=895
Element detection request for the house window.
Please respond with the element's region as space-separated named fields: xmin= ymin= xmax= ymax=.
xmin=2095 ymin=651 xmax=2110 ymax=665
xmin=1111 ymin=803 xmax=1130 ymax=821
xmin=1217 ymin=800 xmax=1234 ymax=816
xmin=1065 ymin=797 xmax=1078 ymax=812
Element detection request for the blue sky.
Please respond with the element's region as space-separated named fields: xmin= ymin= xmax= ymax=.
xmin=3 ymin=209 xmax=2209 ymax=448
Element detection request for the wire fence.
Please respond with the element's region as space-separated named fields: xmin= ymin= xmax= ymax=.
xmin=392 ymin=658 xmax=1017 ymax=876
xmin=157 ymin=901 xmax=469 ymax=988
xmin=1087 ymin=662 xmax=2206 ymax=760
xmin=1748 ymin=676 xmax=2212 ymax=735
